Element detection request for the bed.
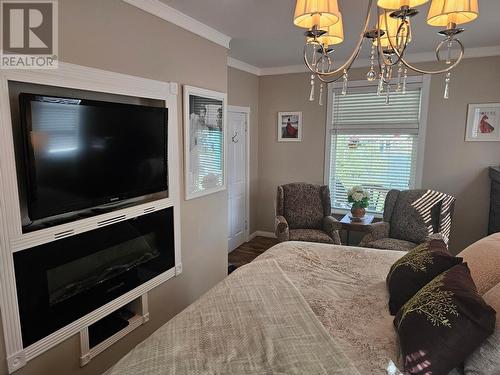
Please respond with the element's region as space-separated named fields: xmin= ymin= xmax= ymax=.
xmin=108 ymin=241 xmax=407 ymax=374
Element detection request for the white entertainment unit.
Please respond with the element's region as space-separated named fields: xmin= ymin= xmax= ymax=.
xmin=0 ymin=63 xmax=182 ymax=373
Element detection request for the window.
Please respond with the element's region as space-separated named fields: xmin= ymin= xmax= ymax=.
xmin=325 ymin=77 xmax=428 ymax=214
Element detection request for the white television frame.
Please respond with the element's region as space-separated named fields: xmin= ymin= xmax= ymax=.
xmin=0 ymin=62 xmax=182 ymax=373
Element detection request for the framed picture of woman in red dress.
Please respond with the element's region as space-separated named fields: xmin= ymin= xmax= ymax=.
xmin=466 ymin=103 xmax=500 ymax=142
xmin=278 ymin=112 xmax=302 ymax=142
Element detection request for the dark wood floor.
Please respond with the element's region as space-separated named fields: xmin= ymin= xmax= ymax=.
xmin=228 ymin=236 xmax=279 ymax=269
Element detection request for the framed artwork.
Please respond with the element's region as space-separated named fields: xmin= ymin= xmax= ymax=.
xmin=465 ymin=103 xmax=500 ymax=142
xmin=183 ymin=85 xmax=227 ymax=200
xmin=278 ymin=111 xmax=302 ymax=142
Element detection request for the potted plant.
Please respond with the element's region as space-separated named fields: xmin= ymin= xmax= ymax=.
xmin=347 ymin=186 xmax=370 ymax=219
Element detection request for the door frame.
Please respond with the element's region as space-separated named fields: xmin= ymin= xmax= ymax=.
xmin=227 ymin=105 xmax=251 ymax=252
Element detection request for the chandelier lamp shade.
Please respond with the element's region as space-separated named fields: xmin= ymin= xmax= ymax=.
xmin=293 ymin=0 xmax=341 ymax=29
xmin=375 ymin=13 xmax=412 ymax=49
xmin=378 ymin=0 xmax=430 ymax=10
xmin=295 ymin=0 xmax=480 ymax=104
xmin=427 ymin=0 xmax=479 ymax=28
xmin=307 ymin=14 xmax=345 ymax=46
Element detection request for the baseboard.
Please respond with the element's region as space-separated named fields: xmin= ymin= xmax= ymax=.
xmin=249 ymin=231 xmax=276 ymax=240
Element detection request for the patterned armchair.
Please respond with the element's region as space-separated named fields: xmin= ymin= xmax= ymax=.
xmin=359 ymin=189 xmax=456 ymax=252
xmin=275 ymin=183 xmax=341 ymax=244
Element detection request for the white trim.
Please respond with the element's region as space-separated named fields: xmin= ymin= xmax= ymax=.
xmin=258 ymin=45 xmax=500 ymax=76
xmin=183 ymin=85 xmax=227 ymax=200
xmin=324 ymin=87 xmax=334 ymax=187
xmin=122 ymin=0 xmax=231 ymax=49
xmin=0 ymin=62 xmax=181 ymax=373
xmin=79 ymin=294 xmax=149 ymax=367
xmin=249 ymin=231 xmax=276 ymax=240
xmin=227 ymin=58 xmax=261 ymax=76
xmin=227 ymin=106 xmax=251 ymax=248
xmin=11 ymin=199 xmax=174 ymax=252
xmin=415 ymin=75 xmax=431 ymax=188
xmin=260 ymin=65 xmax=307 ymax=76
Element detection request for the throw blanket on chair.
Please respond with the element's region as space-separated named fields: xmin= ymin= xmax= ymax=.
xmin=108 ymin=259 xmax=359 ymax=375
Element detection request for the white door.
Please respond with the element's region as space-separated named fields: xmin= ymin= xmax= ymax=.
xmin=227 ymin=110 xmax=247 ymax=252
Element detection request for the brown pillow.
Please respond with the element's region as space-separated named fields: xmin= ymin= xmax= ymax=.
xmin=464 ymin=282 xmax=500 ymax=373
xmin=386 ymin=239 xmax=462 ymax=315
xmin=394 ymin=263 xmax=496 ymax=375
xmin=457 ymin=233 xmax=500 ymax=295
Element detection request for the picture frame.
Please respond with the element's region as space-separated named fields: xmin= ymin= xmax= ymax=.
xmin=277 ymin=111 xmax=302 ymax=142
xmin=465 ymin=103 xmax=500 ymax=142
xmin=183 ymin=85 xmax=227 ymax=200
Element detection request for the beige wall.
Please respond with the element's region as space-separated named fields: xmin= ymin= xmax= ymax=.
xmin=227 ymin=67 xmax=260 ymax=234
xmin=257 ymin=73 xmax=328 ymax=234
xmin=0 ymin=0 xmax=228 ymax=374
xmin=257 ymin=56 xmax=500 ymax=254
xmin=421 ymin=56 xmax=500 ymax=253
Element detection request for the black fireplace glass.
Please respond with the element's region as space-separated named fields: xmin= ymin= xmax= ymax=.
xmin=14 ymin=208 xmax=175 ymax=347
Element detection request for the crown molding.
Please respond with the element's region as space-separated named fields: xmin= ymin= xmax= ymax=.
xmin=122 ymin=0 xmax=231 ymax=49
xmin=259 ymin=64 xmax=306 ymax=76
xmin=257 ymin=44 xmax=500 ymax=76
xmin=227 ymin=57 xmax=261 ymax=76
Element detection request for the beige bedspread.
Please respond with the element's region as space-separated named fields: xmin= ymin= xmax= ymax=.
xmin=256 ymin=241 xmax=406 ymax=374
xmin=108 ymin=257 xmax=360 ymax=375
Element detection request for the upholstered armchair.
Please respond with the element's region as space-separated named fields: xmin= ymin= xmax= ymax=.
xmin=359 ymin=189 xmax=456 ymax=252
xmin=275 ymin=183 xmax=341 ymax=244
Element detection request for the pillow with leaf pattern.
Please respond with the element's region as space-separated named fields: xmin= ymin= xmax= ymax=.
xmin=387 ymin=239 xmax=462 ymax=315
xmin=394 ymin=263 xmax=496 ymax=375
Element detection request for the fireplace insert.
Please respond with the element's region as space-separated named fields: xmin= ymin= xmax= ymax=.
xmin=14 ymin=208 xmax=175 ymax=347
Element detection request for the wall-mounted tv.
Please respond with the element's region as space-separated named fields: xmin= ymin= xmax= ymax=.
xmin=19 ymin=93 xmax=168 ymax=222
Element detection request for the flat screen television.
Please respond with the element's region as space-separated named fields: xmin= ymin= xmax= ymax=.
xmin=19 ymin=93 xmax=168 ymax=222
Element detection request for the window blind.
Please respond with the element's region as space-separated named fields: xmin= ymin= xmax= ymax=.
xmin=188 ymin=95 xmax=224 ymax=193
xmin=333 ymin=89 xmax=421 ymax=127
xmin=327 ymin=85 xmax=423 ymax=214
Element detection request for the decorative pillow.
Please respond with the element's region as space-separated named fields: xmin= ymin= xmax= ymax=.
xmin=458 ymin=233 xmax=500 ymax=295
xmin=395 ymin=263 xmax=496 ymax=375
xmin=464 ymin=282 xmax=500 ymax=374
xmin=387 ymin=239 xmax=462 ymax=315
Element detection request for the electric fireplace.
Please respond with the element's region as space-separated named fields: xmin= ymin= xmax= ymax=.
xmin=14 ymin=208 xmax=175 ymax=347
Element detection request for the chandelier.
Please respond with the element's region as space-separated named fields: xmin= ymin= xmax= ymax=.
xmin=293 ymin=0 xmax=479 ymax=105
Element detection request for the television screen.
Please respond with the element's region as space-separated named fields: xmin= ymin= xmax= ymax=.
xmin=19 ymin=93 xmax=168 ymax=221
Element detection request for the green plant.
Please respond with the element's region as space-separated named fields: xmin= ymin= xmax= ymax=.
xmin=347 ymin=186 xmax=370 ymax=209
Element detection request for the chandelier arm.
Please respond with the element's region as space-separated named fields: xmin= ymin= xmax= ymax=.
xmin=375 ymin=12 xmax=399 ymax=67
xmin=315 ymin=72 xmax=344 ymax=84
xmin=377 ymin=10 xmax=410 ymax=68
xmin=382 ymin=11 xmax=465 ymax=75
xmin=395 ymin=21 xmax=410 ymax=59
xmin=302 ymin=49 xmax=343 ymax=84
xmin=393 ymin=38 xmax=465 ymax=75
xmin=376 ymin=36 xmax=399 ymax=68
xmin=303 ymin=0 xmax=373 ymax=77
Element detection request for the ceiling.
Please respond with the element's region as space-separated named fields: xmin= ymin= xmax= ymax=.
xmin=160 ymin=0 xmax=500 ymax=69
